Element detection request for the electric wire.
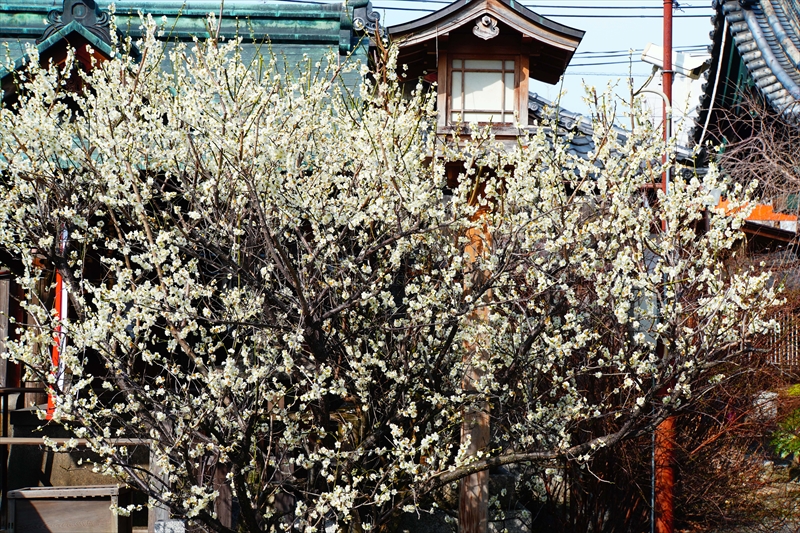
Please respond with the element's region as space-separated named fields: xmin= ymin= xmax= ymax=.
xmin=569 ymin=60 xmax=653 ymax=66
xmin=372 ymin=0 xmax=709 ymax=7
xmin=576 ymin=45 xmax=707 ymax=54
xmin=379 ymin=0 xmax=705 ymax=4
xmin=291 ymin=0 xmax=709 ymax=6
xmin=269 ymin=1 xmax=714 ymax=66
xmin=275 ymin=0 xmax=714 ymax=17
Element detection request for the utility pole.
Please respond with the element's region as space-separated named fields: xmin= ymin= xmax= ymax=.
xmin=662 ymin=0 xmax=673 ymax=180
xmin=655 ymin=0 xmax=675 ymax=531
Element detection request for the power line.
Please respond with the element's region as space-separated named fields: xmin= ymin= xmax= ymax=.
xmin=374 ymin=0 xmax=710 ymax=5
xmin=306 ymin=0 xmax=710 ymax=4
xmin=540 ymin=13 xmax=708 ymax=17
xmin=374 ymin=0 xmax=708 ymax=4
xmin=374 ymin=1 xmax=709 ymax=8
xmin=526 ymin=3 xmax=707 ymax=7
xmin=570 ymin=53 xmax=705 ymax=60
xmin=567 ymin=54 xmax=711 ymax=65
xmin=574 ymin=45 xmax=707 ymax=55
xmin=275 ymin=0 xmax=713 ymax=16
xmin=575 ymin=49 xmax=707 ymax=58
xmin=376 ymin=0 xmax=709 ymax=6
xmin=568 ymin=60 xmax=648 ymax=66
xmin=373 ymin=5 xmax=710 ymax=17
xmin=564 ymin=71 xmax=653 ymax=76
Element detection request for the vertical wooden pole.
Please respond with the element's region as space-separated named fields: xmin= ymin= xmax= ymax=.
xmin=654 ymin=415 xmax=675 ymax=533
xmin=2 ymin=279 xmax=12 ymax=528
xmin=214 ymin=463 xmax=233 ymax=529
xmin=8 ymin=281 xmax=22 ymax=390
xmin=24 ymin=283 xmax=47 ymax=409
xmin=459 ymin=393 xmax=489 ymax=533
xmin=437 ymin=51 xmax=449 ymax=133
xmin=0 ymin=279 xmax=8 ymax=389
xmin=148 ymin=446 xmax=170 ymax=532
xmin=459 ymin=225 xmax=490 ymax=533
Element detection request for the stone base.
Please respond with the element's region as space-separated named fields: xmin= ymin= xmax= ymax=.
xmin=154 ymin=519 xmax=186 ymax=533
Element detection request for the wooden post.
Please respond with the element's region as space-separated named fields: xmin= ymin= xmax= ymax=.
xmin=24 ymin=283 xmax=47 ymax=409
xmin=148 ymin=446 xmax=170 ymax=532
xmin=459 ymin=374 xmax=489 ymax=533
xmin=654 ymin=415 xmax=675 ymax=533
xmin=213 ymin=463 xmax=233 ymax=529
xmin=0 ymin=278 xmax=9 ymax=388
xmin=459 ymin=224 xmax=490 ymax=533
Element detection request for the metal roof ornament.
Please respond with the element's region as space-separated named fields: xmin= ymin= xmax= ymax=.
xmin=37 ymin=0 xmax=111 ymax=45
xmin=353 ymin=3 xmax=385 ymax=38
xmin=473 ymin=15 xmax=500 ymax=40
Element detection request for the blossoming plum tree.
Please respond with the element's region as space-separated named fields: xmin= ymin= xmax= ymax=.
xmin=0 ymin=17 xmax=780 ymax=533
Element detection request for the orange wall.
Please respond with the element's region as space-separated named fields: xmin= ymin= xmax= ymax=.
xmin=717 ymin=200 xmax=797 ymax=222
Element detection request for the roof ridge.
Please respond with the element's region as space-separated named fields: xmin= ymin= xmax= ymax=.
xmin=760 ymin=0 xmax=800 ymax=67
xmin=742 ymin=4 xmax=800 ymax=105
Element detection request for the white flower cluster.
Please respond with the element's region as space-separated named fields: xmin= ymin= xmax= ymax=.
xmin=0 ymin=17 xmax=778 ymax=533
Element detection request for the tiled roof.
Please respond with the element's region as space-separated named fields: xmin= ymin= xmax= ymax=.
xmin=0 ymin=0 xmax=364 ymax=50
xmin=528 ymin=92 xmax=624 ymax=159
xmin=528 ymin=93 xmax=704 ymax=164
xmin=703 ymin=0 xmax=800 ymax=116
xmin=0 ymin=0 xmax=371 ymax=68
xmin=0 ymin=0 xmax=371 ymax=95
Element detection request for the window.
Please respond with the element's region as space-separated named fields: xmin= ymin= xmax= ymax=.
xmin=450 ymin=58 xmax=516 ymax=124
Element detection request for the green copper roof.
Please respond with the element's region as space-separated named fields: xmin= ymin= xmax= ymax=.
xmin=1 ymin=0 xmax=372 ymax=92
xmin=1 ymin=0 xmax=368 ymax=50
xmin=1 ymin=19 xmax=113 ymax=80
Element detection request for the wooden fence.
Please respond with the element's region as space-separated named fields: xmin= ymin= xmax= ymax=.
xmin=770 ymin=310 xmax=800 ymax=368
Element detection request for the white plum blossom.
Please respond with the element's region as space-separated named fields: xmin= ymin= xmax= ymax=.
xmin=0 ymin=15 xmax=779 ymax=533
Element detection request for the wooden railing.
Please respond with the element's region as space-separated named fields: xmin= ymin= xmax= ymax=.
xmin=0 ymin=387 xmax=46 ymax=530
xmin=0 ymin=387 xmax=158 ymax=532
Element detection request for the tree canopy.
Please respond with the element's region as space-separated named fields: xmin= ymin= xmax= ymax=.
xmin=0 ymin=17 xmax=780 ymax=533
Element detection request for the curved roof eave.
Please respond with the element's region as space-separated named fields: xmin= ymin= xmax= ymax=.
xmin=388 ymin=0 xmax=584 ymax=52
xmin=697 ymin=0 xmax=800 ymax=124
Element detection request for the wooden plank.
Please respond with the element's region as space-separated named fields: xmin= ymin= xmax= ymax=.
xmin=6 ymin=282 xmax=23 ymax=389
xmin=12 ymin=498 xmax=114 ymax=533
xmin=21 ymin=382 xmax=46 ymax=410
xmin=0 ymin=279 xmax=9 ymax=388
xmin=9 ymin=485 xmax=123 ymax=499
